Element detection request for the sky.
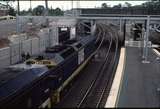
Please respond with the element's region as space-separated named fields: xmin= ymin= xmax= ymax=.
xmin=7 ymin=1 xmax=147 ymax=11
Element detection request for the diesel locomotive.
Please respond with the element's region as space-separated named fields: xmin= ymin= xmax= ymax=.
xmin=0 ymin=35 xmax=97 ymax=108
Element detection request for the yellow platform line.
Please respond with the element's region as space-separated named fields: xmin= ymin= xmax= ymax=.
xmin=105 ymin=47 xmax=126 ymax=108
xmin=39 ymin=98 xmax=51 ymax=108
xmin=153 ymin=49 xmax=160 ymax=57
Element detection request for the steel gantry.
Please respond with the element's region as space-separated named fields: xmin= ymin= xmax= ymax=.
xmin=75 ymin=15 xmax=160 ymax=63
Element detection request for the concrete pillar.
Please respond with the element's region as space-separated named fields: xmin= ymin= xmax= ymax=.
xmin=142 ymin=16 xmax=150 ymax=63
xmin=16 ymin=14 xmax=20 ymax=33
xmin=120 ymin=18 xmax=122 ymax=34
xmin=91 ymin=20 xmax=96 ymax=36
xmin=70 ymin=26 xmax=76 ymax=39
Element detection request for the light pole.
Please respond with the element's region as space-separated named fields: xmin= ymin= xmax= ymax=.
xmin=45 ymin=0 xmax=48 ymax=16
xmin=142 ymin=16 xmax=150 ymax=63
xmin=16 ymin=0 xmax=20 ymax=33
xmin=71 ymin=0 xmax=74 ymax=16
xmin=17 ymin=0 xmax=20 ymax=15
xmin=45 ymin=0 xmax=49 ymax=26
xmin=29 ymin=0 xmax=32 ymax=15
xmin=76 ymin=0 xmax=80 ymax=16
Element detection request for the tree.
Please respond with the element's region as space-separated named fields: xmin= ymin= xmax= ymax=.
xmin=124 ymin=2 xmax=132 ymax=8
xmin=8 ymin=7 xmax=16 ymax=16
xmin=19 ymin=6 xmax=64 ymax=16
xmin=1 ymin=0 xmax=15 ymax=9
xmin=33 ymin=5 xmax=45 ymax=16
xmin=54 ymin=8 xmax=63 ymax=16
xmin=113 ymin=3 xmax=122 ymax=9
xmin=44 ymin=0 xmax=48 ymax=15
xmin=48 ymin=6 xmax=54 ymax=15
xmin=101 ymin=3 xmax=108 ymax=8
xmin=1 ymin=0 xmax=16 ymax=16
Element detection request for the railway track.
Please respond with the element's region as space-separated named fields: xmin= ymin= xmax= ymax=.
xmin=54 ymin=23 xmax=120 ymax=108
xmin=77 ymin=23 xmax=120 ymax=108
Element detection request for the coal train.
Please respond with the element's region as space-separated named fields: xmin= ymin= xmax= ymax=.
xmin=0 ymin=35 xmax=97 ymax=108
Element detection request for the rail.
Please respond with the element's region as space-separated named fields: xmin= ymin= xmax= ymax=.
xmin=77 ymin=23 xmax=119 ymax=108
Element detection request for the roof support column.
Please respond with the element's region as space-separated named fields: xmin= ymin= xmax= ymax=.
xmin=142 ymin=16 xmax=150 ymax=63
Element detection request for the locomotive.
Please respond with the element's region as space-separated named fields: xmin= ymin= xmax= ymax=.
xmin=0 ymin=35 xmax=97 ymax=108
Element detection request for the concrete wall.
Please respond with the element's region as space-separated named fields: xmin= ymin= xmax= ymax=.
xmin=50 ymin=26 xmax=58 ymax=46
xmin=18 ymin=16 xmax=77 ymax=27
xmin=10 ymin=43 xmax=20 ymax=64
xmin=31 ymin=38 xmax=40 ymax=55
xmin=70 ymin=27 xmax=76 ymax=39
xmin=18 ymin=16 xmax=77 ymax=41
xmin=0 ymin=47 xmax=10 ymax=69
xmin=0 ymin=16 xmax=78 ymax=69
xmin=0 ymin=28 xmax=53 ymax=69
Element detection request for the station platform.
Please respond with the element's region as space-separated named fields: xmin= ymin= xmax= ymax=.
xmin=117 ymin=47 xmax=160 ymax=107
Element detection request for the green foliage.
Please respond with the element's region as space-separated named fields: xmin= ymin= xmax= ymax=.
xmin=1 ymin=0 xmax=15 ymax=7
xmin=32 ymin=5 xmax=45 ymax=16
xmin=52 ymin=8 xmax=64 ymax=16
xmin=100 ymin=1 xmax=160 ymax=14
xmin=124 ymin=2 xmax=132 ymax=7
xmin=1 ymin=0 xmax=15 ymax=1
xmin=20 ymin=5 xmax=64 ymax=16
xmin=20 ymin=10 xmax=30 ymax=16
xmin=113 ymin=3 xmax=122 ymax=9
xmin=8 ymin=7 xmax=16 ymax=16
xmin=0 ymin=1 xmax=16 ymax=16
xmin=101 ymin=1 xmax=160 ymax=10
xmin=101 ymin=3 xmax=108 ymax=9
